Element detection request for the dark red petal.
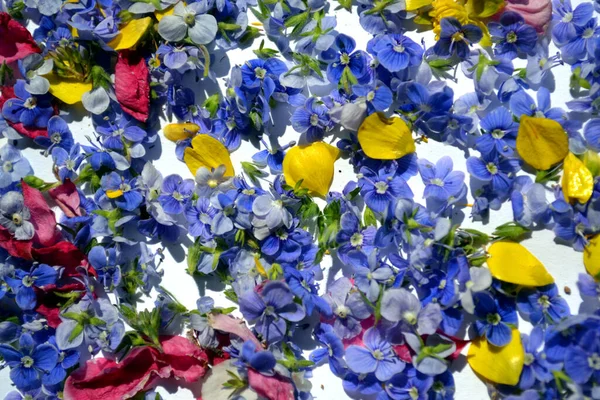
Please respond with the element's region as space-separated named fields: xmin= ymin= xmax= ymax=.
xmin=0 ymin=225 xmax=33 ymax=259
xmin=49 ymin=180 xmax=81 ymax=218
xmin=0 ymin=13 xmax=41 ymax=64
xmin=248 ymin=369 xmax=295 ymax=400
xmin=22 ymin=181 xmax=60 ymax=247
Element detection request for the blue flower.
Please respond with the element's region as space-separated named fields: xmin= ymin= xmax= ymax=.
xmin=473 ymin=292 xmax=518 ymax=347
xmin=564 ymin=321 xmax=600 ymax=384
xmin=371 ymin=33 xmax=423 ymax=72
xmin=466 ymin=153 xmax=520 ymax=195
xmin=311 ymin=323 xmax=345 ymax=374
xmin=322 ymin=277 xmax=372 ymax=339
xmin=379 ymin=365 xmax=433 ymax=400
xmin=2 ymin=80 xmax=54 ymax=128
xmin=517 ymin=284 xmax=570 ymax=325
xmin=518 ymin=327 xmax=559 ymax=390
xmin=0 ymin=335 xmax=58 ymax=391
xmin=212 ymin=97 xmax=250 ymax=151
xmin=399 ymin=82 xmax=454 ymax=139
xmin=511 ymin=176 xmax=551 ymax=228
xmin=552 ymin=0 xmax=594 ymax=45
xmin=52 ymin=144 xmax=83 ymax=182
xmin=327 ymin=34 xmax=369 ymax=84
xmin=560 ymin=17 xmax=600 ymax=62
xmin=43 ymin=337 xmax=80 ymax=386
xmin=336 ymin=211 xmax=376 ymax=264
xmin=357 ymin=0 xmax=404 ymax=35
xmin=240 ymin=58 xmax=288 ymax=98
xmin=488 ymin=11 xmax=538 ymax=59
xmin=358 ymin=165 xmax=413 ymax=214
xmin=185 ymin=198 xmax=216 ymax=239
xmin=235 ymin=340 xmax=276 ymax=373
xmin=476 ymin=107 xmax=518 ymax=157
xmin=252 ymin=140 xmax=294 ymax=174
xmin=88 ymin=246 xmax=122 ymax=290
xmin=34 ymin=116 xmax=74 ymax=153
xmin=347 ymin=250 xmax=393 ymax=302
xmin=345 ymin=327 xmax=405 ymax=381
xmin=158 ymin=174 xmax=194 ymax=214
xmin=0 ymin=144 xmax=33 ymax=189
xmin=95 ymin=113 xmax=147 ymax=152
xmin=100 ymin=172 xmax=143 ymax=212
xmin=157 ymin=44 xmax=190 ymax=70
xmin=285 ymin=268 xmax=332 ymax=316
xmin=433 ymin=18 xmax=483 ymax=60
xmin=417 ymin=156 xmax=465 ymax=201
xmin=239 ymin=281 xmax=306 ymax=344
xmin=291 ymin=97 xmax=333 ymax=142
xmin=577 ymin=272 xmax=600 ymax=299
xmin=5 ymin=264 xmax=57 ymax=310
xmin=353 ymin=82 xmax=393 ymax=114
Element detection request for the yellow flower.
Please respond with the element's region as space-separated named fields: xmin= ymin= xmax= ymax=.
xmin=46 ymin=73 xmax=93 ymax=105
xmin=516 ymin=115 xmax=569 ymax=171
xmin=184 ymin=134 xmax=234 ymax=177
xmin=562 ymin=152 xmax=593 ymax=204
xmin=468 ymin=328 xmax=524 ymax=386
xmin=283 ymin=142 xmax=339 ymax=197
xmin=163 ymin=123 xmax=201 ymax=142
xmin=357 ymin=113 xmax=416 ymax=160
xmin=107 ymin=17 xmax=152 ymax=51
xmin=584 ymin=235 xmax=600 ymax=278
xmin=486 ymin=241 xmax=554 ymax=286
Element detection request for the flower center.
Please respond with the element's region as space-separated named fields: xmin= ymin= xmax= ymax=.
xmin=451 ymin=32 xmax=464 ymax=42
xmin=24 ymin=97 xmax=37 ymax=109
xmin=310 ymin=113 xmax=320 ymax=126
xmin=409 ymin=387 xmax=420 ymax=400
xmin=438 ymin=279 xmax=447 ymax=290
xmin=537 ymin=294 xmax=550 ymax=309
xmin=491 ymin=129 xmax=505 ymax=139
xmin=486 ymin=162 xmax=498 ymax=175
xmin=242 ymin=188 xmax=255 ymax=195
xmin=372 ymin=349 xmax=384 ymax=360
xmin=431 ymin=178 xmax=444 ymax=187
xmin=589 ymin=353 xmax=600 ymax=370
xmin=51 ymin=132 xmax=62 ymax=144
xmin=340 ymin=53 xmax=350 ymax=65
xmin=335 ymin=305 xmax=349 ymax=318
xmin=12 ymin=213 xmax=23 ymax=226
xmin=403 ymin=311 xmax=417 ymax=325
xmin=393 ymin=44 xmax=405 ymax=53
xmin=264 ymin=305 xmax=276 ymax=316
xmin=172 ymin=191 xmax=184 ymax=201
xmin=583 ymin=28 xmax=595 ymax=39
xmin=524 ymin=352 xmax=535 ymax=366
xmin=374 ymin=181 xmax=389 ymax=194
xmin=506 ymin=31 xmax=518 ymax=44
xmin=22 ymin=275 xmax=34 ymax=287
xmin=21 ymin=355 xmax=34 ymax=368
xmin=2 ymin=161 xmax=12 ymax=172
xmin=207 ymin=179 xmax=218 ymax=188
xmin=184 ymin=13 xmax=195 ymax=26
xmin=350 ymin=232 xmax=364 ymax=247
xmin=562 ymin=12 xmax=573 ymax=23
xmin=367 ymin=91 xmax=376 ymax=101
xmin=486 ymin=313 xmax=501 ymax=325
xmin=254 ymin=67 xmax=267 ymax=79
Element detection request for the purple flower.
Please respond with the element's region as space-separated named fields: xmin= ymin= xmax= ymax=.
xmin=2 ymin=80 xmax=54 ymax=128
xmin=473 ymin=292 xmax=518 ymax=347
xmin=577 ymin=272 xmax=600 ymax=298
xmin=466 ymin=152 xmax=520 ymax=195
xmin=347 ymin=250 xmax=393 ymax=302
xmin=358 ymin=165 xmax=413 ymax=214
xmin=379 ymin=365 xmax=433 ymax=400
xmin=417 ymin=156 xmax=465 ymax=201
xmin=327 ymin=34 xmax=369 ymax=84
xmin=239 ymin=281 xmax=306 ymax=343
xmin=322 ymin=277 xmax=371 ymax=339
xmin=433 ymin=18 xmax=483 ymax=60
xmin=5 ymin=264 xmax=57 ymax=310
xmin=489 ymin=11 xmax=538 ymax=59
xmin=336 ymin=211 xmax=376 ymax=264
xmin=517 ymin=284 xmax=570 ymax=325
xmin=380 ymin=288 xmax=442 ymax=335
xmin=291 ymin=97 xmax=332 ymax=142
xmin=158 ymin=174 xmax=194 ymax=214
xmin=0 ymin=335 xmax=58 ymax=391
xmin=518 ymin=327 xmax=559 ymax=389
xmin=185 ymin=198 xmax=216 ymax=239
xmin=345 ymin=327 xmax=405 ymax=381
xmin=476 ymin=107 xmax=518 ymax=157
xmin=371 ymin=33 xmax=423 ymax=72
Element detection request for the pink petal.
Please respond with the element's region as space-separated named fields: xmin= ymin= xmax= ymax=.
xmin=22 ymin=181 xmax=60 ymax=247
xmin=208 ymin=313 xmax=262 ymax=348
xmin=502 ymin=0 xmax=552 ymax=32
xmin=49 ymin=180 xmax=81 ymax=217
xmin=0 ymin=13 xmax=40 ymax=64
xmin=115 ymin=50 xmax=150 ymax=122
xmin=248 ymin=369 xmax=295 ymax=400
xmin=158 ymin=336 xmax=209 ymax=383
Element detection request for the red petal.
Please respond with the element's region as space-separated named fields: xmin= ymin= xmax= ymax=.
xmin=35 ymin=303 xmax=62 ymax=328
xmin=32 ymin=241 xmax=86 ymax=273
xmin=248 ymin=369 xmax=295 ymax=400
xmin=157 ymin=336 xmax=209 ymax=383
xmin=0 ymin=225 xmax=33 ymax=259
xmin=63 ymin=347 xmax=165 ymax=400
xmin=49 ymin=180 xmax=81 ymax=218
xmin=22 ymin=181 xmax=60 ymax=247
xmin=392 ymin=344 xmax=413 ymax=363
xmin=0 ymin=13 xmax=40 ymax=64
xmin=115 ymin=50 xmax=149 ymax=122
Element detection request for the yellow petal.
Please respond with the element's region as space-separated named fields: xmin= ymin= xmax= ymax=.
xmin=107 ymin=17 xmax=152 ymax=51
xmin=283 ymin=142 xmax=339 ymax=197
xmin=357 ymin=113 xmax=416 ymax=160
xmin=47 ymin=74 xmax=92 ymax=105
xmin=105 ymin=189 xmax=123 ymax=199
xmin=516 ymin=115 xmax=569 ymax=171
xmin=465 ymin=0 xmax=505 ymax=18
xmin=406 ymin=0 xmax=432 ymax=11
xmin=154 ymin=4 xmax=175 ymax=21
xmin=468 ymin=328 xmax=524 ymax=386
xmin=254 ymin=256 xmax=267 ymax=278
xmin=487 ymin=241 xmax=554 ymax=286
xmin=562 ymin=152 xmax=593 ymax=204
xmin=584 ymin=235 xmax=600 ymax=277
xmin=163 ymin=123 xmax=201 ymax=142
xmin=184 ymin=134 xmax=234 ymax=177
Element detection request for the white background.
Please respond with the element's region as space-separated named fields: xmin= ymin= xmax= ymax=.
xmin=0 ymin=1 xmax=592 ymax=399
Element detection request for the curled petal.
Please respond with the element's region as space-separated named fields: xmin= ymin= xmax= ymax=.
xmin=184 ymin=134 xmax=234 ymax=177
xmin=486 ymin=241 xmax=554 ymax=286
xmin=47 ymin=74 xmax=93 ymax=105
xmin=163 ymin=123 xmax=200 ymax=142
xmin=108 ymin=17 xmax=152 ymax=51
xmin=562 ymin=152 xmax=593 ymax=204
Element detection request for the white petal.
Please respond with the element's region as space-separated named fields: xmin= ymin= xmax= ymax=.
xmin=158 ymin=15 xmax=188 ymax=42
xmin=82 ymin=88 xmax=110 ymax=115
xmin=188 ymin=14 xmax=218 ymax=45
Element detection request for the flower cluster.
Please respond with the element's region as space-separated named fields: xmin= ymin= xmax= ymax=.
xmin=0 ymin=0 xmax=600 ymax=400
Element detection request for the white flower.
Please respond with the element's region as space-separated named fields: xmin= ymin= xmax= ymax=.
xmin=158 ymin=2 xmax=218 ymax=45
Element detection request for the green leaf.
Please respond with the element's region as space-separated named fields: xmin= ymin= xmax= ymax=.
xmin=336 ymin=0 xmax=352 ymax=11
xmin=22 ymin=175 xmax=57 ymax=191
xmin=363 ymin=207 xmax=378 ymax=227
xmin=224 ymin=288 xmax=239 ymax=303
xmin=241 ymin=161 xmax=267 ymax=184
xmin=492 ymin=222 xmax=531 ymax=242
xmin=69 ymin=323 xmax=84 ymax=342
xmin=284 ymin=10 xmax=310 ymax=29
